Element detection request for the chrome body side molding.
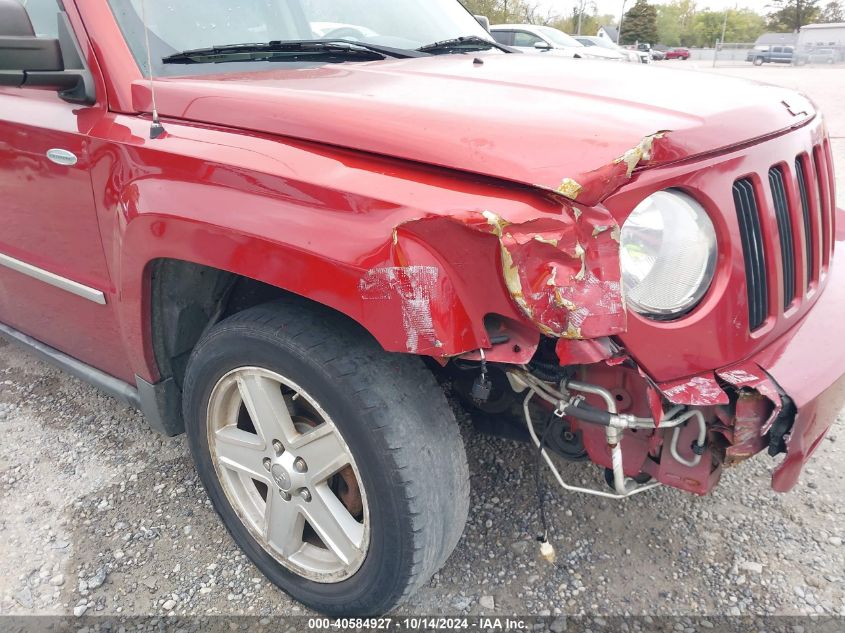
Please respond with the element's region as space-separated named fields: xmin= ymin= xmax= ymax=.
xmin=0 ymin=252 xmax=106 ymax=304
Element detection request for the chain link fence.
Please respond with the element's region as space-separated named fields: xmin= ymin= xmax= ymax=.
xmin=687 ymin=43 xmax=845 ymax=67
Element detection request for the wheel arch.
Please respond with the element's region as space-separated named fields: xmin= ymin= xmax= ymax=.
xmin=138 ymin=254 xmax=385 ymax=436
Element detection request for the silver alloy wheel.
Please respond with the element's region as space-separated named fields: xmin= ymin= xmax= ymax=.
xmin=206 ymin=367 xmax=369 ymax=582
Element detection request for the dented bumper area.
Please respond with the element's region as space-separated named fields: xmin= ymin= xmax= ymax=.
xmin=511 ymin=219 xmax=845 ymax=498
xmin=651 ymin=222 xmax=845 ymax=494
xmin=357 ymin=127 xmax=842 ymax=499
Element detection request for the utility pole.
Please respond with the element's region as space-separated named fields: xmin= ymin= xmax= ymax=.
xmin=577 ymin=0 xmax=584 ymax=34
xmin=503 ymin=0 xmax=508 ymax=22
xmin=618 ymin=0 xmax=627 ymax=43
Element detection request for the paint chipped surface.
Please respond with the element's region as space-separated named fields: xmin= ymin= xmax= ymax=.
xmin=544 ymin=131 xmax=670 ymax=206
xmin=360 ymin=198 xmax=626 ymax=355
xmin=360 ymin=266 xmax=439 ymax=353
xmin=477 ymin=208 xmax=626 ymax=340
xmin=615 ymin=133 xmax=664 ymax=177
xmin=660 ymin=373 xmax=730 ymax=406
xmin=719 ymin=369 xmax=762 ymax=386
xmin=556 ymin=178 xmax=583 ymax=200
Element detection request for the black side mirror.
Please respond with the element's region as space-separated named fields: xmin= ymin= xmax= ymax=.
xmin=0 ymin=0 xmax=64 ymax=82
xmin=0 ymin=0 xmax=94 ymax=103
xmin=534 ymin=41 xmax=553 ymax=50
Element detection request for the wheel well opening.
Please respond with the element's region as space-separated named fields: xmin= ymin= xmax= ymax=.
xmin=150 ymin=259 xmax=302 ymax=389
xmin=145 ymin=258 xmax=429 ymax=436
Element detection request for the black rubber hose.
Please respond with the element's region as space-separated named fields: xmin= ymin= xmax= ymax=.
xmin=562 ymin=400 xmax=613 ymax=427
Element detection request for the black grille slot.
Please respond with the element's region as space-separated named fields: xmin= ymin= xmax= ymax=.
xmin=814 ymin=146 xmax=832 ymax=267
xmin=794 ymin=157 xmax=814 ymax=284
xmin=768 ymin=167 xmax=795 ymax=307
xmin=733 ymin=179 xmax=768 ymax=329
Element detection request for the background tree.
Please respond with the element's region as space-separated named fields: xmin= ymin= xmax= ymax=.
xmin=654 ymin=1 xmax=765 ymax=46
xmin=766 ymin=0 xmax=821 ymax=31
xmin=459 ymin=0 xmax=556 ymax=24
xmin=551 ymin=12 xmax=617 ymax=35
xmin=723 ymin=9 xmax=768 ymax=42
xmin=620 ymin=0 xmax=658 ymax=44
xmin=819 ymin=0 xmax=844 ymax=21
xmin=655 ymin=0 xmax=697 ymax=46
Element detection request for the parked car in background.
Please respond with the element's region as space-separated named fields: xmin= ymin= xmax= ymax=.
xmin=665 ymin=47 xmax=690 ymax=60
xmin=747 ymin=45 xmax=795 ymax=65
xmin=574 ymin=35 xmax=649 ymax=63
xmin=796 ymin=47 xmax=838 ymax=64
xmin=491 ymin=24 xmax=626 ymax=60
xmin=638 ymin=43 xmax=665 ymax=60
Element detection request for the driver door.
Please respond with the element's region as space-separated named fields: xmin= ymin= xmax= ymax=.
xmin=0 ymin=0 xmax=132 ymax=382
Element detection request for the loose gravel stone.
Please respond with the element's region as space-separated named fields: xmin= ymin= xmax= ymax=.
xmin=48 ymin=574 xmax=65 ymax=587
xmin=87 ymin=568 xmax=107 ymax=590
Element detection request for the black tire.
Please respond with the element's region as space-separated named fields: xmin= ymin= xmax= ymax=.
xmin=182 ymin=300 xmax=470 ymax=615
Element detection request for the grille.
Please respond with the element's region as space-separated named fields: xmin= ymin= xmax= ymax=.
xmin=794 ymin=157 xmax=814 ymax=284
xmin=733 ymin=143 xmax=835 ymax=331
xmin=733 ymin=179 xmax=768 ymax=330
xmin=768 ymin=166 xmax=796 ymax=307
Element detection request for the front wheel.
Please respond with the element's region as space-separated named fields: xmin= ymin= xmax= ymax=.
xmin=753 ymin=57 xmax=764 ymax=66
xmin=182 ymin=301 xmax=470 ymax=615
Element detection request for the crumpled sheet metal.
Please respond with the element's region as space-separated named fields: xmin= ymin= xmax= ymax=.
xmin=658 ymin=372 xmax=730 ymax=407
xmin=355 ymin=135 xmax=679 ymax=355
xmin=716 ymin=363 xmax=783 ymax=435
xmin=477 ymin=208 xmax=626 ymax=340
xmin=547 ymin=132 xmax=670 ymax=207
xmin=657 ymin=363 xmax=784 ymax=435
xmin=359 ymin=199 xmax=627 ymax=355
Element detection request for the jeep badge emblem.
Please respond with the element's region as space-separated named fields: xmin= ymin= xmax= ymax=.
xmin=46 ymin=149 xmax=78 ymax=167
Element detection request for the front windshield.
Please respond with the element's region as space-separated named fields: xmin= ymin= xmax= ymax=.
xmin=108 ymin=0 xmax=492 ymax=75
xmin=535 ymin=26 xmax=583 ymax=48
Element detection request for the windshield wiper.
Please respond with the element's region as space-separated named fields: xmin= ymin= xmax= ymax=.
xmin=162 ymin=40 xmax=425 ymax=65
xmin=416 ymin=35 xmax=511 ymax=54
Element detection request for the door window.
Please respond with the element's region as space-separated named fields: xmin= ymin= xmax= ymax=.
xmin=490 ymin=30 xmax=513 ymax=46
xmin=513 ymin=31 xmax=543 ymax=47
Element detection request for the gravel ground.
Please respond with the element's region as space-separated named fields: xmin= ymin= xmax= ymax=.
xmin=1 ymin=67 xmax=844 ymax=621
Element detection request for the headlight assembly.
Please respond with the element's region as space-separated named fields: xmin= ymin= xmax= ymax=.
xmin=619 ymin=190 xmax=717 ymax=319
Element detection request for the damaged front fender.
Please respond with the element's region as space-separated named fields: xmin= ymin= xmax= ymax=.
xmin=356 ymin=132 xmax=682 ymax=359
xmin=359 ymin=201 xmax=627 ymax=359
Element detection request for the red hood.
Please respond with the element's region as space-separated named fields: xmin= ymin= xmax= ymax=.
xmin=132 ymin=54 xmax=815 ymax=203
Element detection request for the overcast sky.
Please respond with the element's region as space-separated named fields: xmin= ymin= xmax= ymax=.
xmin=535 ymin=0 xmax=773 ymax=20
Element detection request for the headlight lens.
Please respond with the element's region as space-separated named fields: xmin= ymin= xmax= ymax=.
xmin=620 ymin=190 xmax=717 ymax=318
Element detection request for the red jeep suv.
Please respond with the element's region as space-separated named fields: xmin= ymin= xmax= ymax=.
xmin=0 ymin=0 xmax=842 ymax=616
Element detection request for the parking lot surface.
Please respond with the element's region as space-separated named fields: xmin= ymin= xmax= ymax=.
xmin=1 ymin=66 xmax=844 ymax=621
